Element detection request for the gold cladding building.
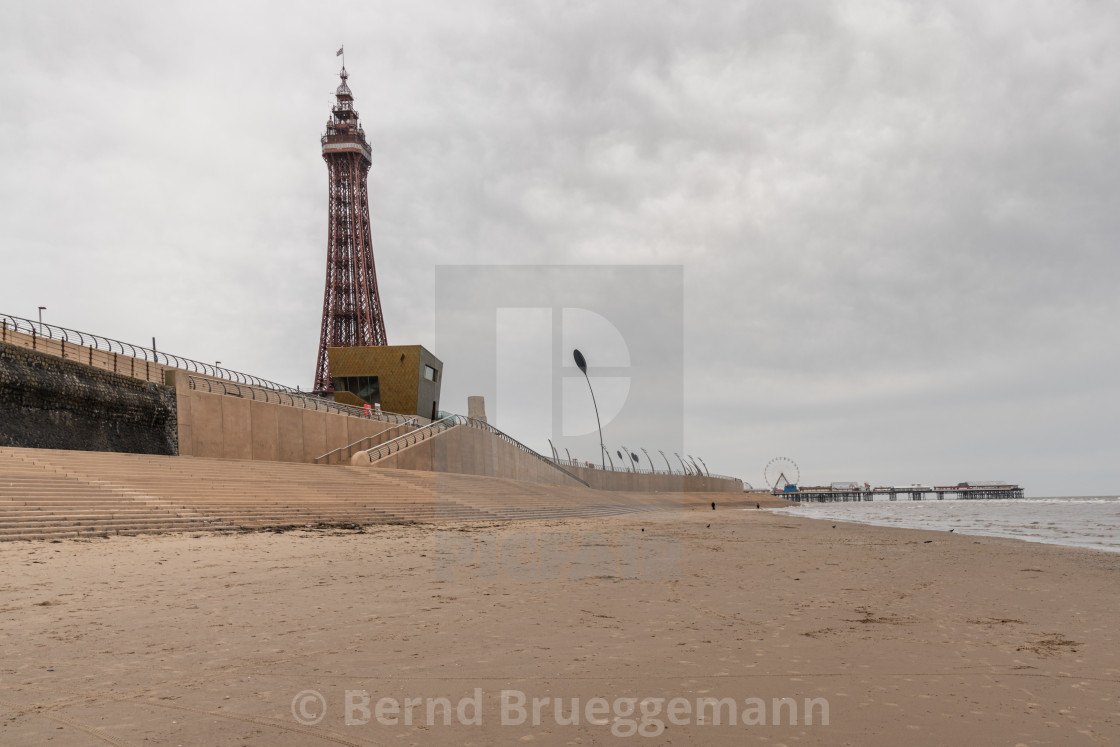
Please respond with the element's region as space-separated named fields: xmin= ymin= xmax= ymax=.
xmin=327 ymin=345 xmax=443 ymax=420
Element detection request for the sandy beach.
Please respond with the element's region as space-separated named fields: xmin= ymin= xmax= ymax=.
xmin=2 ymin=506 xmax=1118 ymax=745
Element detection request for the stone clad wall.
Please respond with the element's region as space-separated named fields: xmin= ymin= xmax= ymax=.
xmin=0 ymin=341 xmax=177 ymax=455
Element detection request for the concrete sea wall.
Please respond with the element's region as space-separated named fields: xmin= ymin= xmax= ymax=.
xmin=167 ymin=371 xmax=409 ymax=463
xmin=369 ymin=424 xmax=743 ymax=493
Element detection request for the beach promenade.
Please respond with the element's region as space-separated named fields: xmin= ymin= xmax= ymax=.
xmin=1 ymin=507 xmax=1116 ymax=745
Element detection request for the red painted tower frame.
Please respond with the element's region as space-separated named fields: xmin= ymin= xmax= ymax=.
xmin=313 ymin=66 xmax=388 ymax=393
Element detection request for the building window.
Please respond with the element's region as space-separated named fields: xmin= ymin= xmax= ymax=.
xmin=332 ymin=375 xmax=380 ymax=405
xmin=424 ymin=365 xmax=438 ymax=382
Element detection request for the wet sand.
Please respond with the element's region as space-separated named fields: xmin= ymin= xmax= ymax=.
xmin=1 ymin=508 xmax=1118 ymax=745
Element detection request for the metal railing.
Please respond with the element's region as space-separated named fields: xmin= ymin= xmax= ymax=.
xmin=460 ymin=418 xmax=590 ymax=486
xmin=359 ymin=414 xmax=465 ymax=461
xmin=2 ymin=313 xmax=293 ymax=391
xmin=315 ymin=423 xmax=417 ymax=465
xmin=186 ymin=375 xmax=416 ymax=423
xmin=357 ymin=415 xmax=591 ymax=487
xmin=550 ymin=457 xmax=738 ymax=482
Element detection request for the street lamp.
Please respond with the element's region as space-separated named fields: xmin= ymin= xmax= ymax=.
xmin=573 ymin=349 xmax=606 ymax=470
xmin=658 ymin=450 xmax=674 ymax=474
xmin=688 ymin=454 xmax=704 ymax=475
xmin=37 ymin=306 xmax=45 ymax=328
xmin=640 ymin=448 xmax=656 ymax=472
xmin=675 ymin=453 xmax=692 ymax=475
xmin=619 ymin=447 xmax=637 ymax=472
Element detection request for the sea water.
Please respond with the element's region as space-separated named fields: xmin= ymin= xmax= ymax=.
xmin=770 ymin=497 xmax=1120 ymax=553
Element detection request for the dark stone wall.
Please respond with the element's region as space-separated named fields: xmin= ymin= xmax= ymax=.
xmin=0 ymin=341 xmax=178 ymax=455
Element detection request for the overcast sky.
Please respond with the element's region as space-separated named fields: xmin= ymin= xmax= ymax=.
xmin=2 ymin=1 xmax=1118 ymax=495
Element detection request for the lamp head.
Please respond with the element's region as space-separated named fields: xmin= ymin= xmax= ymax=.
xmin=573 ymin=349 xmax=587 ymax=374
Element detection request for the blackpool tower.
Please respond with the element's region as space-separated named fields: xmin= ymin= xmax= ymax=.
xmin=313 ymin=65 xmax=388 ymax=393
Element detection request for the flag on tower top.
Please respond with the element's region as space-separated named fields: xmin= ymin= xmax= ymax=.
xmin=336 ymin=46 xmax=344 ymax=56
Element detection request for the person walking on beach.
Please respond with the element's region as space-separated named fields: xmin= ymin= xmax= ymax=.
xmin=711 ymin=501 xmax=716 ymax=511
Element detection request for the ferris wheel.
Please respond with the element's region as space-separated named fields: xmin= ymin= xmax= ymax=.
xmin=764 ymin=457 xmax=800 ymax=491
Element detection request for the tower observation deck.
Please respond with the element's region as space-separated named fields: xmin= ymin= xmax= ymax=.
xmin=313 ymin=66 xmax=388 ymax=393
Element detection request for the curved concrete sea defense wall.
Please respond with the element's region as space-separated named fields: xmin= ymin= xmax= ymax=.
xmin=367 ymin=425 xmax=743 ymax=493
xmin=563 ymin=464 xmax=742 ymax=493
xmin=371 ymin=424 xmax=587 ymax=487
xmin=0 ymin=329 xmax=423 ymax=466
xmin=3 ymin=326 xmax=744 ymax=491
xmin=167 ymin=371 xmax=410 ymax=464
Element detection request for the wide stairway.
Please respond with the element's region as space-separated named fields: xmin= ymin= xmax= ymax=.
xmin=0 ymin=447 xmax=742 ymax=541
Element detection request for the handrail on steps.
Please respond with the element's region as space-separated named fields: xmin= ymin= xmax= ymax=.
xmin=355 ymin=415 xmax=590 ymax=487
xmin=314 ymin=422 xmax=415 ymax=465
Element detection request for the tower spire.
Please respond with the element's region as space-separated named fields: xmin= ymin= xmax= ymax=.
xmin=313 ymin=63 xmax=388 ymax=393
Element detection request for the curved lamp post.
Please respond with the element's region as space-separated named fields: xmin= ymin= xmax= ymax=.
xmin=688 ymin=454 xmax=704 ymax=476
xmin=620 ymin=446 xmax=638 ymax=472
xmin=695 ymin=456 xmax=711 ymax=477
xmin=640 ymin=448 xmax=656 ymax=473
xmin=675 ymin=453 xmax=692 ymax=475
xmin=573 ymin=349 xmax=606 ymax=469
xmin=658 ymin=450 xmax=674 ymax=474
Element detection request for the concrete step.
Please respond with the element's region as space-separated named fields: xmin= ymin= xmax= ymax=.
xmin=0 ymin=446 xmax=727 ymax=542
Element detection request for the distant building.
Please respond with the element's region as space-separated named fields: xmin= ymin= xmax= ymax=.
xmin=327 ymin=345 xmax=442 ymax=421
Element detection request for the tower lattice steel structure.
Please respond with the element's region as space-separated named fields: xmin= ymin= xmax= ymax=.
xmin=313 ymin=66 xmax=387 ymax=393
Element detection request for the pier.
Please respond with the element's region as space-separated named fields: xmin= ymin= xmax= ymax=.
xmin=785 ymin=483 xmax=1024 ymax=503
